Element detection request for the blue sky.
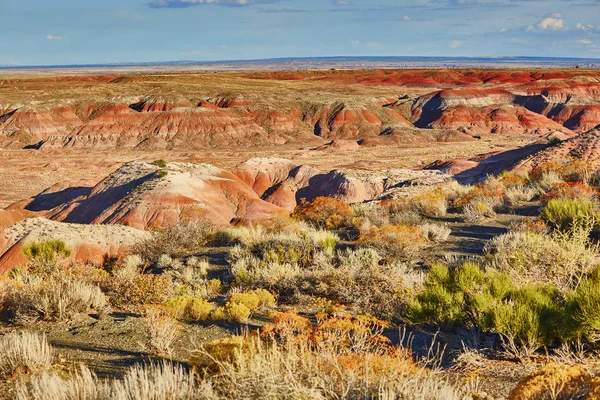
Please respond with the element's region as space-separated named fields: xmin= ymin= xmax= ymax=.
xmin=0 ymin=0 xmax=598 ymax=65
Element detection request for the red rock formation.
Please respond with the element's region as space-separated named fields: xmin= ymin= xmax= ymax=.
xmin=44 ymin=162 xmax=284 ymax=229
xmin=427 ymin=105 xmax=573 ymax=136
xmin=0 ymin=106 xmax=81 ymax=142
xmin=550 ymin=105 xmax=600 ymax=132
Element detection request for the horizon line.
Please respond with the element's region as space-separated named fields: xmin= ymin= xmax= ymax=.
xmin=2 ymin=55 xmax=600 ymax=70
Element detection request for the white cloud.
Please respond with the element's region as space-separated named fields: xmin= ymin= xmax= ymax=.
xmin=537 ymin=14 xmax=566 ymax=30
xmin=45 ymin=34 xmax=65 ymax=40
xmin=350 ymin=40 xmax=360 ymax=47
xmin=576 ymin=22 xmax=595 ymax=31
xmin=450 ymin=40 xmax=463 ymax=48
xmin=500 ymin=28 xmax=508 ymax=33
xmin=576 ymin=38 xmax=593 ymax=45
xmin=402 ymin=15 xmax=411 ymax=21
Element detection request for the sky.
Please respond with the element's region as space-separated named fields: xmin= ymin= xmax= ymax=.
xmin=0 ymin=0 xmax=599 ymax=66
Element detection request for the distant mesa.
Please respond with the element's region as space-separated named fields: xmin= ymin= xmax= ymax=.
xmin=2 ymin=70 xmax=600 ymax=149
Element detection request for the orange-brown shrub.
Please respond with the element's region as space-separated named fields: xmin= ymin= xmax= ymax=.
xmin=509 ymin=363 xmax=591 ymax=400
xmin=500 ymin=172 xmax=530 ymax=188
xmin=540 ymin=182 xmax=599 ymax=205
xmin=531 ymin=158 xmax=591 ymax=183
xmin=292 ymin=197 xmax=353 ymax=229
xmin=254 ymin=210 xmax=298 ymax=233
xmin=262 ymin=310 xmax=391 ymax=352
xmin=454 ymin=180 xmax=505 ymax=210
xmin=357 ymin=224 xmax=425 ymax=260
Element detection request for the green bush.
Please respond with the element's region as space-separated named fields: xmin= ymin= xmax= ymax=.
xmin=23 ymin=239 xmax=71 ymax=265
xmin=406 ymin=263 xmax=563 ymax=349
xmin=151 ymin=159 xmax=167 ymax=168
xmin=566 ymin=267 xmax=600 ymax=341
xmin=540 ymin=197 xmax=598 ymax=232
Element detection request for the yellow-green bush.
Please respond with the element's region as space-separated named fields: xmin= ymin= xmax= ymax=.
xmin=163 ymin=296 xmax=214 ymax=321
xmin=228 ymin=289 xmax=276 ymax=312
xmin=23 ymin=239 xmax=72 ymax=266
xmin=225 ymin=302 xmax=251 ymax=323
xmin=540 ymin=197 xmax=599 ymax=232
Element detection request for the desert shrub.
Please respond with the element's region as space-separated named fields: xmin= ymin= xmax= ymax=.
xmin=0 ymin=331 xmax=52 ymax=378
xmin=112 ymin=362 xmax=199 ymax=399
xmin=292 ymin=196 xmax=353 ymax=229
xmin=105 ymin=272 xmax=174 ymax=307
xmin=406 ymin=263 xmax=566 ymax=351
xmin=230 ymin=255 xmax=303 ymax=290
xmin=23 ymin=239 xmax=71 ymax=267
xmin=389 ymin=210 xmax=424 ymax=226
xmin=504 ymin=185 xmax=536 ymax=205
xmin=534 ymin=172 xmax=564 ymax=196
xmin=508 ymin=363 xmax=591 ymax=400
xmin=150 ymin=159 xmax=167 ymax=168
xmin=462 ymin=200 xmax=497 ymax=222
xmin=484 ymin=226 xmax=598 ymax=290
xmin=565 ymin=267 xmax=600 ymax=341
xmin=302 ymin=250 xmax=423 ymax=320
xmin=411 ymin=188 xmax=449 ymax=217
xmin=132 ymin=221 xmax=215 ymax=263
xmin=229 ymin=227 xmax=338 ymax=269
xmin=499 ymin=171 xmax=530 ymax=188
xmin=540 ymin=182 xmax=598 ymax=205
xmin=163 ymin=296 xmax=214 ymax=321
xmin=420 ymin=223 xmax=451 ymax=242
xmin=2 ymin=275 xmax=107 ymax=324
xmin=192 ymin=314 xmax=470 ymax=400
xmin=351 ymin=202 xmax=390 ymax=228
xmin=540 ymin=197 xmax=599 ymax=232
xmin=228 ymin=289 xmax=276 ymax=312
xmin=454 ymin=178 xmax=505 ymax=211
xmin=531 ymin=158 xmax=591 ymax=183
xmin=143 ymin=309 xmax=180 ymax=357
xmin=357 ymin=224 xmax=426 ymax=261
xmin=224 ymin=301 xmax=251 ymax=323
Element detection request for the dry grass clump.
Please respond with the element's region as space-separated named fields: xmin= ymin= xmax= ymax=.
xmin=357 ymin=224 xmax=426 ymax=261
xmin=504 ymin=185 xmax=536 ymax=205
xmin=132 ymin=221 xmax=215 ymax=263
xmin=16 ymin=366 xmax=108 ymax=400
xmin=484 ymin=225 xmax=598 ymax=290
xmin=103 ymin=268 xmax=173 ymax=308
xmin=16 ymin=362 xmax=201 ymax=400
xmin=143 ymin=308 xmax=180 ymax=357
xmin=2 ymin=272 xmax=108 ymax=324
xmin=420 ymin=223 xmax=452 ymax=243
xmin=462 ymin=201 xmax=497 ymax=222
xmin=0 ymin=331 xmax=52 ymax=378
xmin=292 ymin=196 xmax=353 ymax=229
xmin=508 ymin=363 xmax=591 ymax=400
